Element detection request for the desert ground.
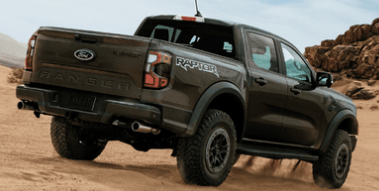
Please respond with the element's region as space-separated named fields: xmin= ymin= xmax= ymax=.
xmin=0 ymin=65 xmax=378 ymax=191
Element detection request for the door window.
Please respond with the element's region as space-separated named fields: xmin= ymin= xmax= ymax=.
xmin=281 ymin=43 xmax=312 ymax=82
xmin=248 ymin=33 xmax=279 ymax=73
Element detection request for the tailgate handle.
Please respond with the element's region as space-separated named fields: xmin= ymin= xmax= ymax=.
xmin=75 ymin=34 xmax=97 ymax=44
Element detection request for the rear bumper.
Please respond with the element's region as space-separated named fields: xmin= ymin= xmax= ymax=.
xmin=16 ymin=85 xmax=161 ymax=126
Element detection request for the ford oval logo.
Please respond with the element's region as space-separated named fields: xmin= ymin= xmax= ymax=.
xmin=74 ymin=49 xmax=96 ymax=61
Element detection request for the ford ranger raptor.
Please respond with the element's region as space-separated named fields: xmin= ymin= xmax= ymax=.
xmin=16 ymin=14 xmax=358 ymax=188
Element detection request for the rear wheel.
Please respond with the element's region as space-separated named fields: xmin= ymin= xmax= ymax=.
xmin=50 ymin=116 xmax=107 ymax=160
xmin=177 ymin=109 xmax=237 ymax=186
xmin=313 ymin=130 xmax=352 ymax=188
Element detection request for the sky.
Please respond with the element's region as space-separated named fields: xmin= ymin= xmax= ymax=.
xmin=0 ymin=0 xmax=378 ymax=53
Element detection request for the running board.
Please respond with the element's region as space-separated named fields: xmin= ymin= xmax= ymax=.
xmin=237 ymin=141 xmax=319 ymax=162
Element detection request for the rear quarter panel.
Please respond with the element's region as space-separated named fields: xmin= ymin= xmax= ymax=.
xmin=141 ymin=40 xmax=247 ymax=132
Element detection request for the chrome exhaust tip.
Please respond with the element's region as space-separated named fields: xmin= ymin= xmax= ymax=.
xmin=17 ymin=101 xmax=25 ymax=109
xmin=131 ymin=122 xmax=160 ymax=135
xmin=17 ymin=101 xmax=36 ymax=111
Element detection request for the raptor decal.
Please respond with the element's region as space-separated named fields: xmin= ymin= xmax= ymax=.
xmin=176 ymin=57 xmax=219 ymax=78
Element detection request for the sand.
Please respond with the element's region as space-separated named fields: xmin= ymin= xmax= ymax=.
xmin=0 ymin=64 xmax=378 ymax=190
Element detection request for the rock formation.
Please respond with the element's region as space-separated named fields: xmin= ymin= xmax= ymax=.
xmin=344 ymin=81 xmax=377 ymax=100
xmin=304 ymin=18 xmax=379 ymax=79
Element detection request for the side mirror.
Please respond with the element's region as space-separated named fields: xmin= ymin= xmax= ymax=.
xmin=317 ymin=71 xmax=333 ymax=88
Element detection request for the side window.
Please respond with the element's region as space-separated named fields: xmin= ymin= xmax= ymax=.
xmin=248 ymin=33 xmax=278 ymax=73
xmin=281 ymin=43 xmax=312 ymax=82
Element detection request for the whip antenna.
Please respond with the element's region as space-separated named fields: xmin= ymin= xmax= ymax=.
xmin=195 ymin=0 xmax=203 ymax=17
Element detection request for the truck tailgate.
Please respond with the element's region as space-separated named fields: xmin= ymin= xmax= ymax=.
xmin=30 ymin=27 xmax=151 ymax=99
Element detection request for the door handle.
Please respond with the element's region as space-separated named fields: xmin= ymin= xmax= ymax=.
xmin=290 ymin=88 xmax=302 ymax=95
xmin=255 ymin=78 xmax=267 ymax=86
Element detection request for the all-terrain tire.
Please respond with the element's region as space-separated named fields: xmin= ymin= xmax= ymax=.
xmin=313 ymin=130 xmax=352 ymax=189
xmin=176 ymin=109 xmax=237 ymax=186
xmin=50 ymin=116 xmax=107 ymax=160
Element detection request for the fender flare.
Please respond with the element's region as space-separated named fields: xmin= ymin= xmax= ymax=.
xmin=183 ymin=82 xmax=247 ymax=137
xmin=319 ymin=109 xmax=358 ymax=154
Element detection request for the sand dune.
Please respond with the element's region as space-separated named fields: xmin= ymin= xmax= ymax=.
xmin=0 ymin=33 xmax=26 ymax=58
xmin=0 ymin=64 xmax=378 ymax=190
xmin=0 ymin=33 xmax=26 ymax=68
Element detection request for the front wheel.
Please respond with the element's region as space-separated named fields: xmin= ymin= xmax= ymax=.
xmin=50 ymin=116 xmax=108 ymax=160
xmin=176 ymin=109 xmax=237 ymax=186
xmin=313 ymin=130 xmax=352 ymax=188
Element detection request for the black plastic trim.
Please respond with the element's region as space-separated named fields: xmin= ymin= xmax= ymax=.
xmin=16 ymin=85 xmax=52 ymax=112
xmin=319 ymin=110 xmax=358 ymax=154
xmin=100 ymin=101 xmax=161 ymax=125
xmin=16 ymin=85 xmax=162 ymax=126
xmin=237 ymin=141 xmax=319 ymax=162
xmin=182 ymin=82 xmax=246 ymax=136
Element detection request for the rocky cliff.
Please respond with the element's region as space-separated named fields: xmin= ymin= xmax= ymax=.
xmin=304 ymin=18 xmax=379 ymax=79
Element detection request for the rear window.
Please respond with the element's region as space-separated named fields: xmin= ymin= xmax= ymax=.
xmin=136 ymin=19 xmax=236 ymax=58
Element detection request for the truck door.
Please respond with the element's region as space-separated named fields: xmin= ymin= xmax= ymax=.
xmin=278 ymin=42 xmax=326 ymax=146
xmin=244 ymin=32 xmax=288 ymax=142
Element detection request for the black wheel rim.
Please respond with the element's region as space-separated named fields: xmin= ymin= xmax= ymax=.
xmin=335 ymin=143 xmax=349 ymax=179
xmin=205 ymin=128 xmax=230 ymax=173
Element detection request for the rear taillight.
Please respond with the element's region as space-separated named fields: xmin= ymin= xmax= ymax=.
xmin=144 ymin=51 xmax=172 ymax=88
xmin=25 ymin=36 xmax=36 ymax=70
